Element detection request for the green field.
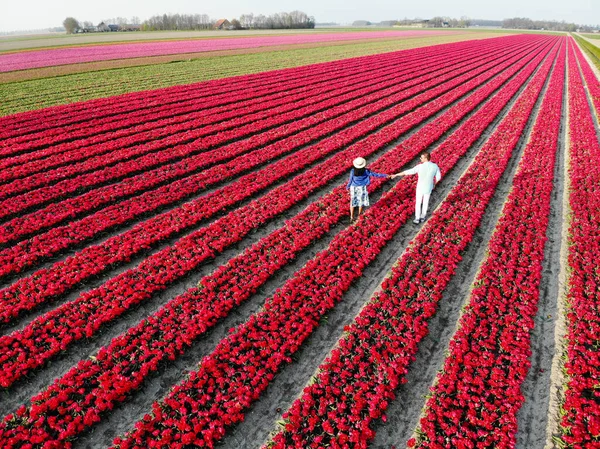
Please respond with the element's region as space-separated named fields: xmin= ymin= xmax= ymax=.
xmin=581 ymin=33 xmax=600 ymax=40
xmin=0 ymin=33 xmax=498 ymax=117
xmin=573 ymin=34 xmax=600 ymax=71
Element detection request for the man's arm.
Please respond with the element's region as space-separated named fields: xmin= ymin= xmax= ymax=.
xmin=434 ymin=165 xmax=441 ymax=185
xmin=392 ymin=166 xmax=419 ymax=179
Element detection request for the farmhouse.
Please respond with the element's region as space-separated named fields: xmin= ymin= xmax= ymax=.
xmin=214 ymin=19 xmax=232 ymax=30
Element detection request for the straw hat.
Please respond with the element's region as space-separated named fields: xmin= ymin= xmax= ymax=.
xmin=353 ymin=157 xmax=366 ymax=169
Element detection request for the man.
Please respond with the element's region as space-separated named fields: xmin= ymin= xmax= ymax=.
xmin=392 ymin=152 xmax=441 ymax=224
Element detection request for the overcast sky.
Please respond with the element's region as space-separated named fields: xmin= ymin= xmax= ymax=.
xmin=2 ymin=0 xmax=598 ymax=32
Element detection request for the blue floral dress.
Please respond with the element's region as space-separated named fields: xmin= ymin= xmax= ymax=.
xmin=350 ymin=186 xmax=370 ymax=207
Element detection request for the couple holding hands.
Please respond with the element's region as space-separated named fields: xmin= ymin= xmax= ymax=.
xmin=346 ymin=152 xmax=441 ymax=223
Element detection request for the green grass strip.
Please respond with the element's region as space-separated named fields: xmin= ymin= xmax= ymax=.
xmin=573 ymin=34 xmax=600 ymax=71
xmin=580 ymin=33 xmax=600 ymax=40
xmin=0 ymin=34 xmax=488 ymax=117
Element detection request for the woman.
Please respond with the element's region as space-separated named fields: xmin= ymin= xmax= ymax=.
xmin=346 ymin=157 xmax=390 ymax=222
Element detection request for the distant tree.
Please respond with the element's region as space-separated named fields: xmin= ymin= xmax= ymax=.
xmin=352 ymin=20 xmax=372 ymax=26
xmin=130 ymin=16 xmax=141 ymax=25
xmin=63 ymin=17 xmax=80 ymax=34
xmin=82 ymin=21 xmax=94 ymax=29
xmin=231 ymin=19 xmax=243 ymax=29
xmin=459 ymin=16 xmax=471 ymax=27
xmin=470 ymin=19 xmax=502 ymax=27
xmin=565 ymin=23 xmax=578 ymax=32
xmin=239 ymin=13 xmax=254 ymax=28
xmin=429 ymin=17 xmax=444 ymax=27
xmin=141 ymin=13 xmax=214 ymax=31
xmin=253 ymin=14 xmax=266 ymax=28
xmin=502 ymin=17 xmax=577 ymax=31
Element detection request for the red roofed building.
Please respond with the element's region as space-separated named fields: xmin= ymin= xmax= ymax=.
xmin=214 ymin=19 xmax=232 ymax=30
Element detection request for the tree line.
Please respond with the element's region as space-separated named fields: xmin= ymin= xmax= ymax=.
xmin=63 ymin=13 xmax=597 ymax=35
xmin=141 ymin=14 xmax=213 ymax=31
xmin=428 ymin=16 xmax=472 ymax=27
xmin=236 ymin=11 xmax=315 ymax=29
xmin=140 ymin=11 xmax=314 ymax=31
xmin=62 ymin=11 xmax=315 ymax=34
xmin=502 ymin=17 xmax=582 ymax=32
xmin=362 ymin=16 xmax=597 ymax=32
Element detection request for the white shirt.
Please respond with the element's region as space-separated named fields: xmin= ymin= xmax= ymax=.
xmin=403 ymin=161 xmax=441 ymax=194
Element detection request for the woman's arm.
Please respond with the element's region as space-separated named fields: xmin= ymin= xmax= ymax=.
xmin=367 ymin=169 xmax=390 ymax=179
xmin=346 ymin=169 xmax=354 ymax=189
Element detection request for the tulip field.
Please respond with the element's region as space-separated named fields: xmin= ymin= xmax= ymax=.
xmin=0 ymin=32 xmax=599 ymax=448
xmin=0 ymin=30 xmax=453 ymax=73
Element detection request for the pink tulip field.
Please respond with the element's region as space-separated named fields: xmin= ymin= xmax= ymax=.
xmin=0 ymin=33 xmax=598 ymax=449
xmin=0 ymin=30 xmax=452 ymax=72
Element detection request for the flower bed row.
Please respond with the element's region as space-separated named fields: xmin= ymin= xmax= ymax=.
xmin=0 ymin=35 xmax=522 ymax=139
xmin=0 ymin=37 xmax=556 ymax=391
xmin=0 ymin=39 xmax=531 ymax=279
xmin=413 ymin=40 xmax=564 ymax=449
xmin=0 ymin=37 xmax=558 ymax=449
xmin=1 ymin=36 xmax=477 ymax=157
xmin=107 ymin=39 xmax=560 ymax=449
xmin=558 ymin=38 xmax=600 ymax=449
xmin=266 ymin=38 xmax=562 ymax=449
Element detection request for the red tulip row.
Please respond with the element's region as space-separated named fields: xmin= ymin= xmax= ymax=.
xmin=1 ymin=37 xmax=486 ymax=159
xmin=0 ymin=37 xmax=555 ymax=391
xmin=0 ymin=39 xmax=532 ymax=281
xmin=104 ymin=39 xmax=559 ymax=449
xmin=0 ymin=35 xmax=521 ymax=141
xmin=559 ymin=39 xmax=600 ymax=448
xmin=414 ymin=41 xmax=564 ymax=449
xmin=0 ymin=36 xmax=557 ymax=449
xmin=0 ymin=40 xmax=518 ymax=220
xmin=264 ymin=38 xmax=561 ymax=449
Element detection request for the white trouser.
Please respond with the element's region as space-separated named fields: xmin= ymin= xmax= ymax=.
xmin=415 ymin=187 xmax=431 ymax=219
